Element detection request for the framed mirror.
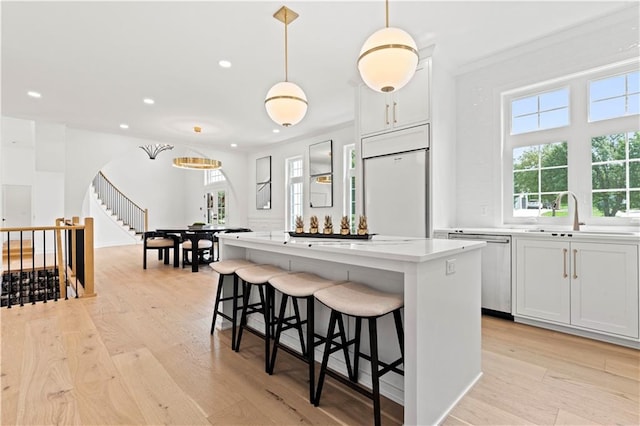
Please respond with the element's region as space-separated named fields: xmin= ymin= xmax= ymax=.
xmin=256 ymin=156 xmax=271 ymax=210
xmin=309 ymin=140 xmax=333 ymax=207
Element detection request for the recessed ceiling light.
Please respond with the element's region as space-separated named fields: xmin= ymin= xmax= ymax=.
xmin=143 ymin=98 xmax=155 ymax=105
xmin=120 ymin=123 xmax=129 ymax=129
xmin=230 ymin=143 xmax=238 ymax=148
xmin=27 ymin=91 xmax=42 ymax=98
xmin=218 ymin=60 xmax=232 ymax=68
xmin=272 ymin=129 xmax=280 ymax=133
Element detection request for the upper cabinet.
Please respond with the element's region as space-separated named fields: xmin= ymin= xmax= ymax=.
xmin=359 ymin=58 xmax=431 ymax=137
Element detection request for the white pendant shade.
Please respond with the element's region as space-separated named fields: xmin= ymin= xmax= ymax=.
xmin=358 ymin=27 xmax=419 ymax=93
xmin=265 ymin=81 xmax=308 ymax=127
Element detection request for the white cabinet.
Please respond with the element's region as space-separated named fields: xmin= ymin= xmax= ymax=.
xmin=359 ymin=60 xmax=430 ymax=136
xmin=516 ymin=239 xmax=639 ymax=339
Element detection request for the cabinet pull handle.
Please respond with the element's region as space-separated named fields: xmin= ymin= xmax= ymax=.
xmin=385 ymin=104 xmax=390 ymax=125
xmin=562 ymin=248 xmax=568 ymax=278
xmin=393 ymin=102 xmax=398 ymax=123
xmin=573 ymin=249 xmax=578 ymax=279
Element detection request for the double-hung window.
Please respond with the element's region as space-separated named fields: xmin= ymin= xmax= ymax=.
xmin=344 ymin=144 xmax=356 ymax=233
xmin=503 ymin=61 xmax=639 ymax=224
xmin=286 ymin=156 xmax=304 ymax=231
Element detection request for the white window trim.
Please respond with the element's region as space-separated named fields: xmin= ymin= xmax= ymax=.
xmin=502 ymin=58 xmax=640 ymax=227
xmin=285 ymin=156 xmax=304 ymax=231
xmin=343 ymin=144 xmax=356 ymax=233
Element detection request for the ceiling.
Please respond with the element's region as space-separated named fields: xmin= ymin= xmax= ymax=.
xmin=1 ymin=1 xmax=633 ymax=151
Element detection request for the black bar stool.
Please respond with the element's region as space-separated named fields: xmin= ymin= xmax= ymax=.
xmin=313 ymin=281 xmax=404 ymax=426
xmin=267 ymin=272 xmax=341 ymax=404
xmin=235 ymin=264 xmax=289 ymax=372
xmin=209 ymin=259 xmax=256 ymax=350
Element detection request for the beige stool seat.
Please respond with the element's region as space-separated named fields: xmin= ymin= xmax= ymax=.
xmin=209 ymin=258 xmax=257 ymax=350
xmin=182 ymin=239 xmax=213 ymax=249
xmin=314 ymin=281 xmax=404 ymax=426
xmin=268 ymin=272 xmax=341 ymax=403
xmin=236 ymin=264 xmax=288 ymax=284
xmin=269 ymin=272 xmax=340 ymax=297
xmin=210 ymin=259 xmax=256 ymax=275
xmin=314 ymin=281 xmax=403 ymax=318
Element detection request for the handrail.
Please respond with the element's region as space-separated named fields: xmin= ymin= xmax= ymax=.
xmin=92 ymin=171 xmax=148 ymax=234
xmin=1 ymin=217 xmax=95 ymax=308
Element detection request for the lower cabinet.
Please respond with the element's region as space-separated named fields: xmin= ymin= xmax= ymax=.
xmin=516 ymin=239 xmax=639 ymax=339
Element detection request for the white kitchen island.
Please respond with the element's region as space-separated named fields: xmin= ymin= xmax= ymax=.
xmin=217 ymin=231 xmax=485 ymax=426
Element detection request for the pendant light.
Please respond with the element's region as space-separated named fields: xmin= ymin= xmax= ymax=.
xmin=264 ymin=6 xmax=308 ymax=127
xmin=358 ymin=0 xmax=419 ymax=93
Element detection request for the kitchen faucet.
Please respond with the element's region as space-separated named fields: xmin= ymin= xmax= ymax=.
xmin=553 ymin=191 xmax=584 ymax=231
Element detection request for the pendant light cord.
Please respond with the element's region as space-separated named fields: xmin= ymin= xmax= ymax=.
xmin=284 ymin=8 xmax=289 ymax=82
xmin=385 ymin=0 xmax=389 ymax=28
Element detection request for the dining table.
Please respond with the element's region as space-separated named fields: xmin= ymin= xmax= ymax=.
xmin=156 ymin=226 xmax=251 ymax=272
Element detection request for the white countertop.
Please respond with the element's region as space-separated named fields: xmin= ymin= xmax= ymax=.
xmin=435 ymin=227 xmax=640 ymax=242
xmin=218 ymin=231 xmax=486 ymax=263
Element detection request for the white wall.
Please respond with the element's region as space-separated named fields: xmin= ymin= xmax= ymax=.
xmin=455 ymin=6 xmax=639 ymax=228
xmin=247 ymin=122 xmax=356 ymax=232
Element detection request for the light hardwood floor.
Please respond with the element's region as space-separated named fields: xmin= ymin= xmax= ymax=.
xmin=1 ymin=244 xmax=638 ymax=425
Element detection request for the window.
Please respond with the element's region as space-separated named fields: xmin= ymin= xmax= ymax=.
xmin=286 ymin=157 xmax=303 ymax=231
xmin=217 ymin=190 xmax=226 ymax=224
xmin=589 ymin=71 xmax=640 ymax=121
xmin=591 ymin=132 xmax=640 ymax=217
xmin=503 ymin=60 xmax=639 ymax=225
xmin=344 ymin=145 xmax=357 ymax=233
xmin=511 ymin=88 xmax=569 ymax=135
xmin=204 ymin=169 xmax=225 ymax=185
xmin=513 ymin=142 xmax=568 ymax=217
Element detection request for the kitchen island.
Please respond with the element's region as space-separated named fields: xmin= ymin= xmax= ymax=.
xmin=217 ymin=231 xmax=485 ymax=425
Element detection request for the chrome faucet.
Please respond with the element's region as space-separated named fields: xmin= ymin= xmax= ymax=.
xmin=553 ymin=191 xmax=584 ymax=231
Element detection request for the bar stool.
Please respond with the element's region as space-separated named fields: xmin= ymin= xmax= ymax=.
xmin=235 ymin=264 xmax=289 ymax=371
xmin=313 ymin=282 xmax=404 ymax=426
xmin=267 ymin=272 xmax=342 ymax=403
xmin=209 ymin=259 xmax=256 ymax=350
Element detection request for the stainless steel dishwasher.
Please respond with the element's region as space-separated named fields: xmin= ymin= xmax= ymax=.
xmin=447 ymin=232 xmax=513 ymax=318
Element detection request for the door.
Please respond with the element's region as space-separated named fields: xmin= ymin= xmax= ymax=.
xmin=571 ymin=242 xmax=639 ymax=338
xmin=515 ymin=239 xmax=570 ymax=324
xmin=359 ymin=87 xmax=390 ymax=136
xmin=363 ymin=150 xmax=427 ymax=237
xmin=206 ymin=190 xmax=227 ymax=225
xmin=2 ymin=184 xmax=32 ymax=238
xmin=393 ymin=64 xmax=430 ymax=129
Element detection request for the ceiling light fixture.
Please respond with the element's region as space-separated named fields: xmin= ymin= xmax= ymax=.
xmin=119 ymin=123 xmax=129 ymax=129
xmin=139 ymin=144 xmax=173 ymax=160
xmin=143 ymin=98 xmax=155 ymax=105
xmin=358 ymin=0 xmax=419 ymax=93
xmin=230 ymin=143 xmax=238 ymax=148
xmin=27 ymin=91 xmax=42 ymax=98
xmin=193 ymin=126 xmax=202 ymax=133
xmin=264 ymin=6 xmax=307 ymax=128
xmin=219 ymin=60 xmax=232 ymax=68
xmin=172 ymin=157 xmax=222 ymax=170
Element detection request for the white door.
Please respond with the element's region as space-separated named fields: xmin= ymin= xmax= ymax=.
xmin=515 ymin=239 xmax=570 ymax=324
xmin=571 ymin=242 xmax=639 ymax=338
xmin=363 ymin=150 xmax=426 ymax=237
xmin=359 ymin=87 xmax=390 ymax=136
xmin=393 ymin=64 xmax=430 ymax=129
xmin=2 ymin=184 xmax=32 ymax=233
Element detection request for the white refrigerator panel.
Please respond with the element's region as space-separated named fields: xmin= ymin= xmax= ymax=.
xmin=364 ymin=150 xmax=427 ymax=237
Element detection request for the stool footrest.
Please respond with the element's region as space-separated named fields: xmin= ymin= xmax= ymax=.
xmin=357 ymin=352 xmax=405 ymax=377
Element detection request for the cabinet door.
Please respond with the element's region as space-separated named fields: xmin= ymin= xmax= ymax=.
xmin=359 ymin=86 xmax=390 ymax=136
xmin=571 ymin=242 xmax=639 ymax=338
xmin=393 ymin=64 xmax=430 ymax=130
xmin=516 ymin=239 xmax=570 ymax=323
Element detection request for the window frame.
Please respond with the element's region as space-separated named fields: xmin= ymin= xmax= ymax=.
xmin=343 ymin=144 xmax=357 ymax=233
xmin=285 ymin=156 xmax=304 ymax=231
xmin=502 ymin=59 xmax=640 ymax=226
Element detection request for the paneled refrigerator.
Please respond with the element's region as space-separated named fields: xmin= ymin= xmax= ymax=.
xmin=362 ymin=125 xmax=429 ymax=238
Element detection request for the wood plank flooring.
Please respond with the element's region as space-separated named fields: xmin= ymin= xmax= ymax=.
xmin=1 ymin=244 xmax=638 ymax=425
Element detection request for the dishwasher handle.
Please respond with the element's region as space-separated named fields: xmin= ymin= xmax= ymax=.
xmin=447 ymin=233 xmax=511 ymax=244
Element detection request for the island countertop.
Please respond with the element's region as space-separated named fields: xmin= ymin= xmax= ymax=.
xmin=218 ymin=231 xmax=486 ymax=264
xmin=217 ymin=231 xmax=485 ymax=425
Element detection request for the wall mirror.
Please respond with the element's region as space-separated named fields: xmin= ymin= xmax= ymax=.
xmin=256 ymin=156 xmax=271 ymax=210
xmin=309 ymin=140 xmax=333 ymax=207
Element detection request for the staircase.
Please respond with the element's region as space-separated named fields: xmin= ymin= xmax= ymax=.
xmin=2 ymin=239 xmax=33 ymax=260
xmin=92 ymin=172 xmax=147 ymax=238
